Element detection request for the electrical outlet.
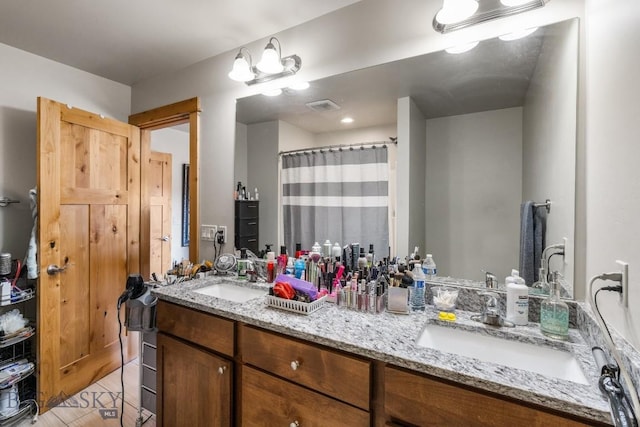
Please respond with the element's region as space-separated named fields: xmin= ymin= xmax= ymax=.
xmin=218 ymin=226 xmax=227 ymax=244
xmin=616 ymin=260 xmax=629 ymax=308
xmin=201 ymin=224 xmax=217 ymax=241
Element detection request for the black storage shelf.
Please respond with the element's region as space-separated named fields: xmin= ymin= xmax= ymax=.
xmin=235 ymin=200 xmax=259 ymax=254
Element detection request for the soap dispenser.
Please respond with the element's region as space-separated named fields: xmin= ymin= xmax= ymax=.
xmin=506 ymin=269 xmax=528 ymax=325
xmin=540 ymin=271 xmax=569 ymax=340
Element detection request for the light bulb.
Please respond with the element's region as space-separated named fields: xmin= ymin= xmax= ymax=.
xmin=228 ymin=54 xmax=254 ymax=82
xmin=262 ymin=88 xmax=283 ymax=97
xmin=435 ymin=0 xmax=479 ymax=25
xmin=257 ymin=42 xmax=284 ymax=74
xmin=288 ymin=81 xmax=310 ymax=91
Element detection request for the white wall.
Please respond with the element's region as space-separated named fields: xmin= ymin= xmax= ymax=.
xmin=0 ymin=42 xmax=131 ymax=260
xmin=585 ymin=0 xmax=640 ymax=350
xmin=150 ymin=127 xmax=191 ymax=264
xmin=523 ymin=18 xmax=578 ymax=288
xmin=279 ymin=120 xmax=315 ymax=152
xmin=247 ymin=122 xmax=279 ymax=252
xmin=397 ymin=97 xmax=426 ymax=258
xmin=131 ymin=0 xmax=586 ymax=265
xmin=314 ymin=124 xmax=396 ymax=148
xmin=426 ymin=108 xmax=522 ymax=281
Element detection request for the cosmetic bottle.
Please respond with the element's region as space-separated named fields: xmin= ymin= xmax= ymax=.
xmin=357 ymin=248 xmax=368 ymax=270
xmin=295 ymin=243 xmax=303 ymax=259
xmin=266 ymin=251 xmax=276 ymax=283
xmin=277 ymin=246 xmax=288 ymax=275
xmin=237 ymin=247 xmax=249 ymax=277
xmin=323 ymin=240 xmax=332 ymax=257
xmin=506 ymin=269 xmax=528 ymax=325
xmin=294 ymin=258 xmax=305 ymax=280
xmin=332 ymin=242 xmax=341 ymax=260
xmin=366 ymin=244 xmax=375 ymax=268
xmin=540 ymin=272 xmax=569 ymax=340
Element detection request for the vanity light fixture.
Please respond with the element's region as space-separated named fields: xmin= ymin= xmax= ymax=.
xmin=433 ymin=0 xmax=548 ymax=33
xmin=445 ymin=41 xmax=480 ymax=54
xmin=228 ymin=37 xmax=302 ymax=86
xmin=435 ymin=0 xmax=479 ymax=25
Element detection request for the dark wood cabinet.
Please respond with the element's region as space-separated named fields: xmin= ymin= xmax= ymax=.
xmin=156 ymin=301 xmax=233 ymax=427
xmin=234 ymin=200 xmax=259 ymax=254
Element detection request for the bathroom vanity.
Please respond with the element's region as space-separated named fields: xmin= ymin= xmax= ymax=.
xmin=152 ymin=277 xmax=612 ymax=426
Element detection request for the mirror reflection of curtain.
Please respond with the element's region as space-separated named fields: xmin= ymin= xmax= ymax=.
xmin=281 ymin=146 xmax=389 ymax=256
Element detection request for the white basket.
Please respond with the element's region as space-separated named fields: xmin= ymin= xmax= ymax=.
xmin=266 ymin=295 xmax=327 ymax=315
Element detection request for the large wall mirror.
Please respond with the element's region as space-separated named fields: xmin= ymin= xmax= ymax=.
xmin=235 ymin=18 xmax=578 ymax=298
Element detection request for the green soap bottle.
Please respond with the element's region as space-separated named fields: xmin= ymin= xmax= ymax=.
xmin=540 ymin=271 xmax=569 ymax=340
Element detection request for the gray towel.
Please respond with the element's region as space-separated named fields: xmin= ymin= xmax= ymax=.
xmin=519 ymin=201 xmax=547 ymax=285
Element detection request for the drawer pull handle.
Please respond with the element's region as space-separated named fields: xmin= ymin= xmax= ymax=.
xmin=290 ymin=360 xmax=300 ymax=371
xmin=247 ymin=222 xmax=257 ymax=225
xmin=290 ymin=421 xmax=300 ymax=427
xmin=218 ymin=366 xmax=226 ymax=375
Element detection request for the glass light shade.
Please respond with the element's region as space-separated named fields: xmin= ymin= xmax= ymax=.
xmin=445 ymin=41 xmax=480 ymax=54
xmin=498 ymin=27 xmax=539 ymax=41
xmin=500 ymin=0 xmax=533 ymax=6
xmin=257 ymin=43 xmax=284 ymax=74
xmin=435 ymin=0 xmax=479 ymax=25
xmin=228 ymin=56 xmax=255 ymax=82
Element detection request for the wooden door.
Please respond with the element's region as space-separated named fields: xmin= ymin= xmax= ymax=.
xmin=157 ymin=332 xmax=232 ymax=427
xmin=149 ymin=151 xmax=172 ymax=278
xmin=37 ymin=98 xmax=141 ymax=410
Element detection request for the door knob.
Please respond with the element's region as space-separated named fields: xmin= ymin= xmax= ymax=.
xmin=290 ymin=360 xmax=300 ymax=371
xmin=218 ymin=366 xmax=226 ymax=375
xmin=47 ymin=264 xmax=68 ymax=275
xmin=159 ymin=235 xmax=170 ymax=242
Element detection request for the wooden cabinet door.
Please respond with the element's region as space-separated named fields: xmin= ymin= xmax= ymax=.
xmin=157 ymin=333 xmax=232 ymax=427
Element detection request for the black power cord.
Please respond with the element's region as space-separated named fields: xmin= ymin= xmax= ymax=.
xmin=117 ymin=302 xmax=126 ymax=427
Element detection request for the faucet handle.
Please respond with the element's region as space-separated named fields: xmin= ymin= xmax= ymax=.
xmin=479 ymin=291 xmax=499 ymax=309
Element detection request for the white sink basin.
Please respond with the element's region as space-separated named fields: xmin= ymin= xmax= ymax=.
xmin=194 ymin=283 xmax=267 ymax=303
xmin=416 ymin=323 xmax=589 ymax=385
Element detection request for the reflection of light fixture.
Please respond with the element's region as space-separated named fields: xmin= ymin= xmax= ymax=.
xmin=288 ymin=81 xmax=310 ymax=91
xmin=499 ymin=27 xmax=539 ymax=41
xmin=433 ymin=0 xmax=548 ymax=33
xmin=435 ymin=0 xmax=478 ymax=25
xmin=341 ymin=117 xmax=354 ymax=124
xmin=262 ymin=88 xmax=283 ymax=97
xmin=228 ymin=37 xmax=301 ymax=86
xmin=445 ymin=41 xmax=480 ymax=54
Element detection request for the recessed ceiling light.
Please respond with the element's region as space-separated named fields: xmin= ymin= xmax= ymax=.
xmin=341 ymin=117 xmax=354 ymax=124
xmin=262 ymin=88 xmax=283 ymax=97
xmin=288 ymin=81 xmax=310 ymax=90
xmin=499 ymin=27 xmax=539 ymax=41
xmin=445 ymin=41 xmax=479 ymax=54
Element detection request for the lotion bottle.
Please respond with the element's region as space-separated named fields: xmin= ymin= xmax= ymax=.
xmin=506 ymin=269 xmax=528 ymax=325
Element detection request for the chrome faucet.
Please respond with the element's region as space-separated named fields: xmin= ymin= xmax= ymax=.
xmin=471 ymin=291 xmax=515 ymax=327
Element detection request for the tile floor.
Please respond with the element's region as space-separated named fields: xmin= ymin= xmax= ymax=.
xmin=17 ymin=359 xmax=155 ymax=426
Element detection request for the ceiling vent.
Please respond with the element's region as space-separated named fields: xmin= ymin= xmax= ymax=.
xmin=305 ymin=99 xmax=341 ymax=112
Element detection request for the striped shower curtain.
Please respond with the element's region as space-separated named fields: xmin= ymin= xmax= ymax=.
xmin=281 ymin=146 xmax=389 ymax=257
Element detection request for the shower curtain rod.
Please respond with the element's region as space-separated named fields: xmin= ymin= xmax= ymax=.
xmin=279 ymin=139 xmax=396 ymax=156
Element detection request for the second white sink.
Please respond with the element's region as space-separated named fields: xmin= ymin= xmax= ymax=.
xmin=194 ymin=283 xmax=267 ymax=303
xmin=416 ymin=323 xmax=589 ymax=385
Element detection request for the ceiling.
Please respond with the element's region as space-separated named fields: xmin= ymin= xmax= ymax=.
xmin=236 ymin=26 xmax=549 ymax=134
xmin=0 ymin=0 xmax=359 ymax=85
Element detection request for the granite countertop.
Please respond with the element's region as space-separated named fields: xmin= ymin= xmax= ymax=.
xmin=151 ymin=275 xmax=611 ymax=424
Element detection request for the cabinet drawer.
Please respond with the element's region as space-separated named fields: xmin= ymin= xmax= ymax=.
xmin=241 ymin=366 xmax=369 ymax=427
xmin=143 ymin=331 xmax=157 ymax=346
xmin=235 ymin=236 xmax=259 ymax=253
xmin=236 ymin=219 xmax=258 ymax=236
xmin=157 ymin=301 xmax=234 ymax=357
xmin=384 ymin=366 xmax=589 ymax=426
xmin=239 ymin=325 xmax=370 ymax=410
xmin=236 ymin=201 xmax=259 ymax=219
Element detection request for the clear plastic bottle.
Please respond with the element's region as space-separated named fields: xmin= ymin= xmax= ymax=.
xmin=540 ymin=272 xmax=569 ymax=340
xmin=422 ymin=254 xmax=437 ymax=280
xmin=411 ymin=263 xmax=426 ymax=311
xmin=506 ymin=269 xmax=529 ymax=325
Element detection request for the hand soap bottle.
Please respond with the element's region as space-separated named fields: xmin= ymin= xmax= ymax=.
xmin=506 ymin=269 xmax=528 ymax=325
xmin=540 ymin=271 xmax=569 ymax=340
